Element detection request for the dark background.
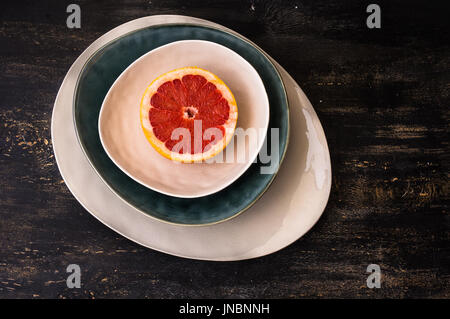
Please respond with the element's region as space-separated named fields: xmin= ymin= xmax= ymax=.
xmin=0 ymin=0 xmax=448 ymax=298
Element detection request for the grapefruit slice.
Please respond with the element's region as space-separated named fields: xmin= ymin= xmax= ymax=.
xmin=140 ymin=67 xmax=238 ymax=162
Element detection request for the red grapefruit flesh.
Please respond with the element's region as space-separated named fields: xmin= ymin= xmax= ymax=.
xmin=140 ymin=67 xmax=238 ymax=162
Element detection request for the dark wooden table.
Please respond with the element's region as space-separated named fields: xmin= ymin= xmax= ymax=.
xmin=1 ymin=0 xmax=448 ymax=299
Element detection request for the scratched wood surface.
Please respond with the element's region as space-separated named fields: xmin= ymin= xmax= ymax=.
xmin=0 ymin=0 xmax=448 ymax=298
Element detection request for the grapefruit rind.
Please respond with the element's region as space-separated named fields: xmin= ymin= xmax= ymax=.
xmin=140 ymin=67 xmax=238 ymax=163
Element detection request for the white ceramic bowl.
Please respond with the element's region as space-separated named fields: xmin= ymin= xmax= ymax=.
xmin=98 ymin=40 xmax=269 ymax=198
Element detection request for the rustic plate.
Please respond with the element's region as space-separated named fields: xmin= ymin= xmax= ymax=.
xmin=98 ymin=40 xmax=270 ymax=198
xmin=73 ymin=24 xmax=289 ymax=225
xmin=52 ymin=15 xmax=331 ymax=261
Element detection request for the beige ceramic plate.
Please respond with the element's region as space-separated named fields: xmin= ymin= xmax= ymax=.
xmin=98 ymin=40 xmax=269 ymax=198
xmin=51 ymin=15 xmax=331 ymax=261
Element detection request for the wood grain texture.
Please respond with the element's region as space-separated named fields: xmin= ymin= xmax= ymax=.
xmin=0 ymin=0 xmax=448 ymax=298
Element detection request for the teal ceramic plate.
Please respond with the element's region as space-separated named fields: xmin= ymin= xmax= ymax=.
xmin=73 ymin=24 xmax=289 ymax=225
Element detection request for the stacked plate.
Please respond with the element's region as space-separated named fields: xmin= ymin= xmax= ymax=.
xmin=52 ymin=15 xmax=331 ymax=261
